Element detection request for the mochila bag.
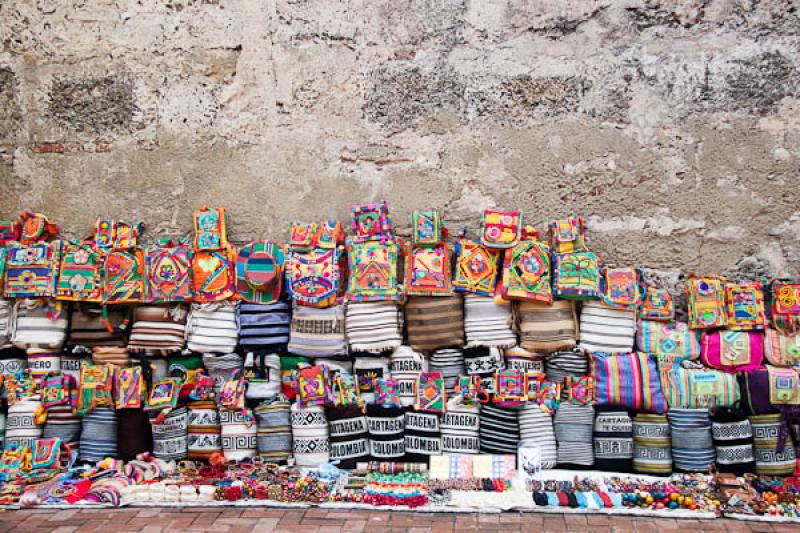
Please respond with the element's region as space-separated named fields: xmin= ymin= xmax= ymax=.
xmin=243 ymin=352 xmax=281 ymax=402
xmin=144 ymin=245 xmax=193 ymax=303
xmin=237 ymin=301 xmax=291 ymax=352
xmin=287 ymin=304 xmax=347 ymax=359
xmin=517 ymin=299 xmax=578 ymax=353
xmin=481 ymin=209 xmax=522 ymax=249
xmin=549 ymin=216 xmax=587 ymax=255
xmin=700 ymin=330 xmax=764 ymax=373
xmin=499 ymin=231 xmax=552 ymax=303
xmin=5 ymin=242 xmax=62 ymax=298
xmin=193 ymin=207 xmax=229 ymax=251
xmin=600 ymin=267 xmax=644 ymax=309
xmin=658 ymin=356 xmax=740 ymax=409
xmin=103 ymin=249 xmax=145 ymax=304
xmin=236 ymin=240 xmax=285 ymax=304
xmin=346 ymin=239 xmax=401 ymax=302
xmin=67 ymin=305 xmax=128 ymax=348
xmin=345 ymin=301 xmax=403 ymax=353
xmin=191 ymin=249 xmax=236 ymax=302
xmin=0 ymin=219 xmax=20 ymax=245
xmin=11 ymin=299 xmax=68 ymax=351
xmin=285 ymin=247 xmax=341 ymax=308
xmin=738 ymin=368 xmax=777 ymax=416
xmin=578 ymin=300 xmax=637 ymax=354
xmin=93 ymin=218 xmax=143 ymax=251
xmin=552 ymin=251 xmax=601 ymax=300
xmin=404 ymin=295 xmax=464 ymax=354
xmin=724 ymin=281 xmax=767 ymax=331
xmin=453 ymin=240 xmax=502 ymax=297
xmin=686 ymin=275 xmax=727 ymax=329
xmin=764 ymin=328 xmax=800 ymax=367
xmin=636 ymin=320 xmax=700 ymax=360
xmin=127 ymin=305 xmax=188 ymax=355
xmin=591 ymin=352 xmax=666 ymax=413
xmin=56 ymin=242 xmax=103 ymax=302
xmin=185 ymin=302 xmax=238 ymax=354
xmin=404 ymin=243 xmax=453 ymax=296
xmin=350 ymin=201 xmax=392 ymax=243
xmin=463 ymin=294 xmax=516 ymax=349
xmin=639 ymin=285 xmax=674 ymax=321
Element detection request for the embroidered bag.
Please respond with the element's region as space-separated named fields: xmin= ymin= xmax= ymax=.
xmin=592 ymin=352 xmax=666 ymax=413
xmin=77 ymin=364 xmax=114 ymax=415
xmin=236 ymin=240 xmax=285 ymax=304
xmin=499 ymin=232 xmax=552 ymax=303
xmin=552 ymin=251 xmax=601 ymax=300
xmin=192 ymin=249 xmax=236 ymax=302
xmin=566 ymin=375 xmax=595 ymax=405
xmin=193 ymin=207 xmax=228 ymax=251
xmin=636 ymin=320 xmax=700 ymax=360
xmin=494 ymin=369 xmax=527 ymax=407
xmin=639 ymin=285 xmax=674 ymax=321
xmin=218 ymin=369 xmax=247 ymax=411
xmin=659 ymin=357 xmax=740 ymax=409
xmin=144 ymin=245 xmax=193 ymax=303
xmin=724 ymin=282 xmax=767 ymax=331
xmin=481 ymin=209 xmax=522 ymax=249
xmin=331 ymin=373 xmax=362 ymax=407
xmin=767 ymin=366 xmax=800 ymax=405
xmin=549 ymin=217 xmax=587 ymax=254
xmin=5 ymin=242 xmax=62 ymax=298
xmin=769 ymin=280 xmax=800 ymax=331
xmin=0 ymin=220 xmax=20 ymax=245
xmin=289 ymin=221 xmax=319 ymax=250
xmin=316 ymin=220 xmax=344 ymax=249
xmin=114 ymin=366 xmax=143 ymax=409
xmin=700 ymin=330 xmax=764 ymax=373
xmin=411 ymin=210 xmax=442 ymax=247
xmin=56 ymin=243 xmax=103 ymax=302
xmin=350 ymin=201 xmax=392 ymax=243
xmin=600 ymin=267 xmax=643 ymax=309
xmin=686 ymin=275 xmax=727 ymax=329
xmin=93 ymin=218 xmax=143 ymax=251
xmin=453 ymin=240 xmax=502 ymax=296
xmin=346 ymin=240 xmax=400 ymax=301
xmin=414 ymin=372 xmax=446 ymax=413
xmin=146 ymin=377 xmax=182 ymax=419
xmin=19 ymin=211 xmax=59 ymax=244
xmin=292 ymin=365 xmax=331 ymax=407
xmin=405 ymin=243 xmax=453 ymax=296
xmin=103 ymin=249 xmax=145 ymax=303
xmin=285 ymin=247 xmax=340 ymax=307
xmin=764 ymin=328 xmax=800 ymax=367
xmin=375 ymin=378 xmax=399 ymax=405
xmin=41 ymin=373 xmax=76 ymax=409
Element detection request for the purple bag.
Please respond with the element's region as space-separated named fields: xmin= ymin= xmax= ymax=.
xmin=738 ymin=368 xmax=777 ymax=415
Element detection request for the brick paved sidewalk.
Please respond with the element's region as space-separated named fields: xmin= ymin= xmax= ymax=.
xmin=0 ymin=507 xmax=797 ymax=533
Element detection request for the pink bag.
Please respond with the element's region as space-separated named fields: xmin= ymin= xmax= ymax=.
xmin=700 ymin=330 xmax=764 ymax=373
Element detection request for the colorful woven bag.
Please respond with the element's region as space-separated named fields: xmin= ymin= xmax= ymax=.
xmin=481 ymin=209 xmax=522 ymax=249
xmin=600 ymin=267 xmax=644 ymax=309
xmin=700 ymin=330 xmax=764 ymax=373
xmin=193 ymin=207 xmax=228 ymax=251
xmin=191 ymin=249 xmax=236 ymax=302
xmin=549 ymin=216 xmax=587 ymax=254
xmin=552 ymin=251 xmax=601 ymax=300
xmin=145 ymin=244 xmax=193 ymax=303
xmin=763 ymin=328 xmax=800 ymax=367
xmin=639 ymin=285 xmax=674 ymax=321
xmin=686 ymin=275 xmax=727 ymax=329
xmin=103 ymin=249 xmax=145 ymax=303
xmin=453 ymin=240 xmax=502 ymax=296
xmin=768 ymin=280 xmax=800 ymax=331
xmin=767 ymin=366 xmax=800 ymax=405
xmin=346 ymin=240 xmax=401 ymax=301
xmin=405 ymin=243 xmax=453 ymax=296
xmin=410 ymin=210 xmax=443 ymax=248
xmin=499 ymin=232 xmax=552 ymax=303
xmin=56 ymin=242 xmax=103 ymax=302
xmin=285 ymin=247 xmax=340 ymax=308
xmin=236 ymin=240 xmax=285 ymax=304
xmin=350 ymin=201 xmax=392 ymax=243
xmin=591 ymin=352 xmax=666 ymax=413
xmin=724 ymin=281 xmax=767 ymax=331
xmin=636 ymin=320 xmax=700 ymax=360
xmin=5 ymin=242 xmax=62 ymax=298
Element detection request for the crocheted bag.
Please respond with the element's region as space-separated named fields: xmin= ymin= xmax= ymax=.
xmin=549 ymin=216 xmax=587 ymax=254
xmin=350 ymin=201 xmax=392 ymax=243
xmin=346 ymin=240 xmax=401 ymax=301
xmin=658 ymin=357 xmax=740 ymax=409
xmin=11 ymin=299 xmax=68 ymax=351
xmin=404 ymin=295 xmax=464 ymax=354
xmin=93 ymin=218 xmax=143 ymax=251
xmin=0 ymin=219 xmax=20 ymax=245
xmin=193 ymin=207 xmax=228 ymax=251
xmin=763 ymin=328 xmax=800 ymax=367
xmin=767 ymin=366 xmax=800 ymax=405
xmin=291 ymin=365 xmax=332 ymax=408
xmin=639 ymin=285 xmax=675 ymax=321
xmin=345 ymin=301 xmax=403 ymax=353
xmin=77 ymin=364 xmax=114 ymax=415
xmin=453 ymin=240 xmax=501 ymax=296
xmin=411 ymin=210 xmax=442 ymax=247
xmin=19 ymin=211 xmax=59 ymax=244
xmin=600 ymin=267 xmax=644 ymax=309
xmin=185 ymin=302 xmax=238 ymax=354
xmin=285 ymin=247 xmax=340 ymax=308
xmin=700 ymin=330 xmax=764 ymax=373
xmin=144 ymin=245 xmax=193 ymax=303
xmin=103 ymin=249 xmax=145 ymax=303
xmin=686 ymin=275 xmax=727 ymax=329
xmin=636 ymin=320 xmax=700 ymax=360
xmin=236 ymin=240 xmax=285 ymax=304
xmin=114 ymin=366 xmax=144 ymax=409
xmin=724 ymin=281 xmax=767 ymax=331
xmin=56 ymin=243 xmax=103 ymax=302
xmin=768 ymin=280 xmax=800 ymax=331
xmin=5 ymin=242 xmax=62 ymax=298
xmin=191 ymin=249 xmax=236 ymax=302
xmin=405 ymin=243 xmax=453 ymax=296
xmin=591 ymin=352 xmax=666 ymax=413
xmin=552 ymin=251 xmax=601 ymax=300
xmin=517 ymin=299 xmax=578 ymax=353
xmin=578 ymin=300 xmax=637 ymax=354
xmin=499 ymin=232 xmax=552 ymax=303
xmin=481 ymin=209 xmax=522 ymax=249
xmin=414 ymin=372 xmax=446 ymax=413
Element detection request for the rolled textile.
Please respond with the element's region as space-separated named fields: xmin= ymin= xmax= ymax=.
xmin=345 ymin=301 xmax=403 ymax=354
xmin=633 ymin=413 xmax=672 ymax=476
xmin=80 ymin=407 xmax=118 ymax=462
xmin=518 ymin=403 xmax=557 ymax=469
xmin=237 ymin=301 xmax=292 ymax=352
xmin=593 ymin=410 xmax=634 ymax=473
xmin=117 ymin=408 xmax=153 ymax=461
xmin=668 ymin=408 xmax=715 ymax=473
xmin=517 ymin=300 xmax=577 ymax=354
xmin=290 ymin=403 xmax=329 ymax=467
xmin=92 ymin=346 xmax=131 ymax=367
xmin=26 ymin=349 xmax=61 ymax=385
xmin=711 ymin=407 xmax=755 ymax=476
xmin=554 ymin=402 xmax=595 ymax=467
xmin=750 ymin=413 xmax=797 ymax=476
xmin=544 ymin=348 xmax=588 ymax=384
xmin=243 ymin=352 xmax=281 ymax=402
xmin=254 ymin=398 xmax=292 ymax=463
xmin=462 ymin=346 xmax=504 ymax=391
xmin=404 ymin=410 xmax=442 ymax=463
xmin=326 ymin=404 xmax=369 ymax=469
xmin=127 ymin=305 xmax=187 ymax=355
xmin=352 ymin=356 xmax=391 ymax=404
xmin=186 ymin=302 xmax=239 ymax=354
xmin=68 ymin=305 xmax=128 ymax=348
xmin=11 ymin=299 xmax=68 ymax=351
xmin=504 ymin=346 xmax=544 ymax=375
xmin=220 ymin=408 xmax=257 ymax=462
xmin=366 ymin=403 xmax=405 ymax=461
xmin=479 ymin=403 xmax=521 ymax=455
xmin=187 ymin=400 xmax=221 ymax=461
xmin=463 ymin=294 xmax=516 ymax=349
xmin=5 ymin=398 xmax=43 ymax=450
xmin=441 ymin=397 xmax=480 ymax=455
xmin=43 ymin=404 xmax=81 ymax=452
xmin=389 ymin=346 xmax=428 ymax=407
xmin=578 ymin=301 xmax=636 ymax=354
xmin=288 ymin=304 xmax=348 ymax=359
xmin=202 ymin=353 xmax=244 ymax=395
xmin=151 ymin=406 xmax=188 ymax=462
xmin=429 ymin=348 xmax=464 ymax=396
xmin=404 ymin=295 xmax=464 ymax=354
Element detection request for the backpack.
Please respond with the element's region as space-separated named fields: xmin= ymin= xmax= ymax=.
xmin=103 ymin=249 xmax=145 ymax=303
xmin=600 ymin=267 xmax=644 ymax=309
xmin=499 ymin=233 xmax=552 ymax=303
xmin=405 ymin=243 xmax=453 ymax=296
xmin=56 ymin=242 xmax=104 ymax=302
xmin=346 ymin=240 xmax=401 ymax=301
xmin=193 ymin=207 xmax=229 ymax=251
xmin=5 ymin=242 xmax=62 ymax=298
xmin=639 ymin=285 xmax=674 ymax=321
xmin=724 ymin=281 xmax=767 ymax=331
xmin=350 ymin=201 xmax=392 ymax=243
xmin=285 ymin=247 xmax=340 ymax=307
xmin=481 ymin=209 xmax=522 ymax=249
xmin=191 ymin=249 xmax=236 ymax=302
xmin=453 ymin=240 xmax=502 ymax=296
xmin=686 ymin=275 xmax=727 ymax=329
xmin=144 ymin=245 xmax=193 ymax=303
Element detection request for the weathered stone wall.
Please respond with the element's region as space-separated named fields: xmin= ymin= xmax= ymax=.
xmin=1 ymin=0 xmax=799 ymax=296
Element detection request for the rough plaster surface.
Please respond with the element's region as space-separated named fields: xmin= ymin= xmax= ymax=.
xmin=1 ymin=0 xmax=799 ymax=296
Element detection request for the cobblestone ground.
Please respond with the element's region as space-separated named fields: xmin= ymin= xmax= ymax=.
xmin=0 ymin=508 xmax=797 ymax=533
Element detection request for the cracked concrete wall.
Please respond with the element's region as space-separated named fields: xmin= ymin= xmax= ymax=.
xmin=1 ymin=0 xmax=799 ymax=295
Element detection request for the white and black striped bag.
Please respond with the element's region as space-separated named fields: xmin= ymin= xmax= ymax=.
xmin=346 ymin=301 xmax=403 ymax=354
xmin=11 ymin=299 xmax=68 ymax=351
xmin=464 ymin=294 xmax=516 ymax=349
xmin=186 ymin=302 xmax=238 ymax=354
xmin=578 ymin=301 xmax=636 ymax=354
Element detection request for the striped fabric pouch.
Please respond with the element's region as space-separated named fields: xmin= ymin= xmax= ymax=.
xmin=288 ymin=304 xmax=348 ymax=359
xmin=345 ymin=301 xmax=403 ymax=353
xmin=517 ymin=300 xmax=578 ymax=354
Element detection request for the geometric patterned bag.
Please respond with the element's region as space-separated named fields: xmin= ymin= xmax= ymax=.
xmin=639 ymin=285 xmax=675 ymax=321
xmin=193 ymin=207 xmax=228 ymax=251
xmin=600 ymin=267 xmax=643 ymax=309
xmin=285 ymin=248 xmax=340 ymax=308
xmin=5 ymin=242 xmax=62 ymax=298
xmin=405 ymin=243 xmax=453 ymax=296
xmin=499 ymin=234 xmax=552 ymax=303
xmin=552 ymin=251 xmax=601 ymax=300
xmin=236 ymin=240 xmax=285 ymax=304
xmin=145 ymin=245 xmax=193 ymax=303
xmin=724 ymin=281 xmax=767 ymax=331
xmin=346 ymin=240 xmax=401 ymax=301
xmin=764 ymin=328 xmax=800 ymax=367
xmin=454 ymin=240 xmax=502 ymax=297
xmin=191 ymin=249 xmax=236 ymax=302
xmin=549 ymin=217 xmax=587 ymax=255
xmin=103 ymin=249 xmax=145 ymax=304
xmin=56 ymin=243 xmax=103 ymax=302
xmin=686 ymin=275 xmax=727 ymax=329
